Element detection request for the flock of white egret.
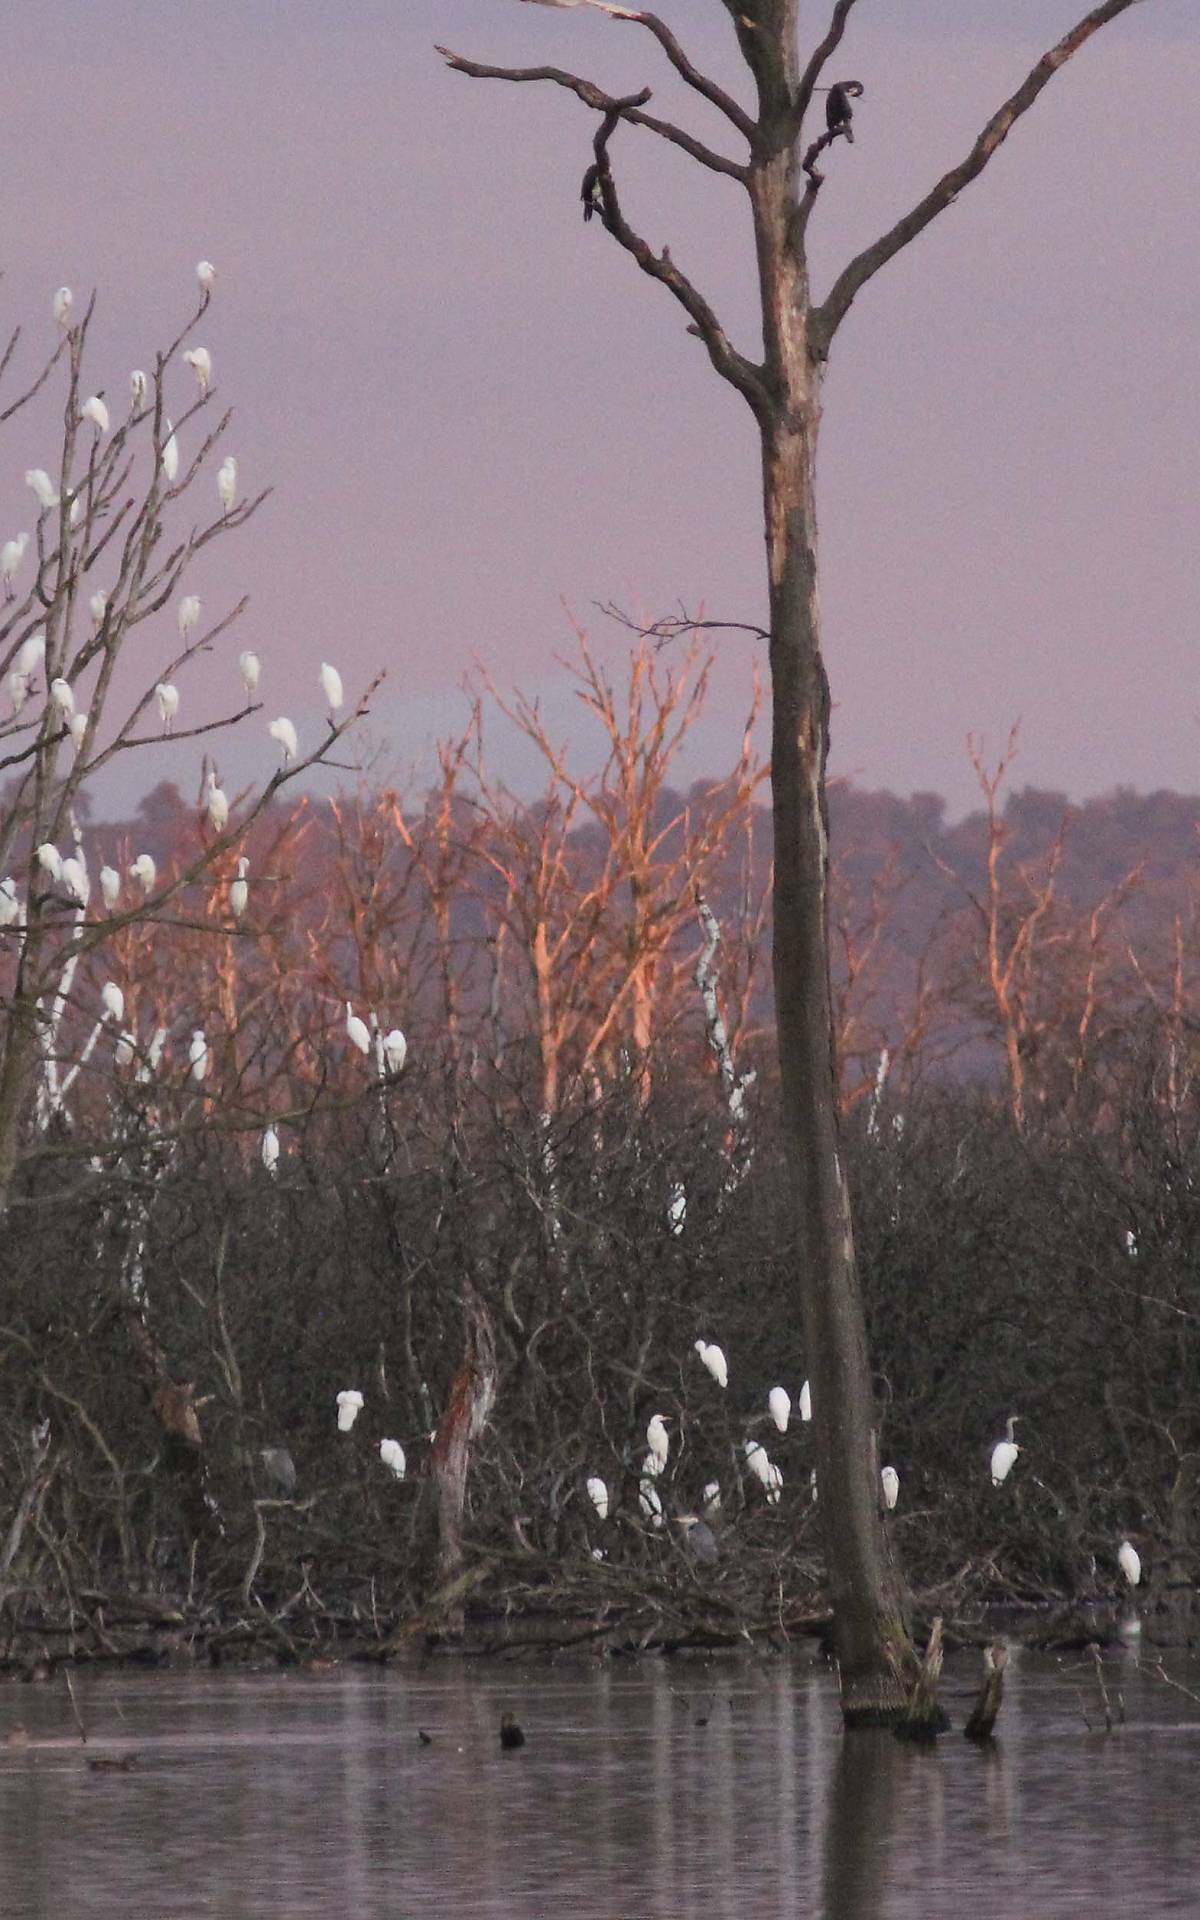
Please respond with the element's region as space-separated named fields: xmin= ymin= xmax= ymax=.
xmin=334 ymin=1388 xmax=407 ymax=1483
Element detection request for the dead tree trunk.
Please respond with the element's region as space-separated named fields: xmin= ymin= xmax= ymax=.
xmin=429 ymin=1289 xmax=498 ymax=1611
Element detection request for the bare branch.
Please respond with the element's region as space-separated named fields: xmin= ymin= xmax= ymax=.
xmin=592 ymin=7 xmax=757 ymax=145
xmin=813 ymin=0 xmax=1146 ymax=347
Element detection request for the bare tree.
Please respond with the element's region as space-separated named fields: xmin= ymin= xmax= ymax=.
xmin=440 ymin=0 xmax=1146 ymax=1720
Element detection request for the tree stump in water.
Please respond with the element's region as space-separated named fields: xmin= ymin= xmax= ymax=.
xmin=964 ymin=1638 xmax=1008 ymax=1742
xmin=894 ymin=1617 xmax=950 ymax=1743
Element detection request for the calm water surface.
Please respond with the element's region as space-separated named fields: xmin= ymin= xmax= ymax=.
xmin=3 ymin=1646 xmax=1199 ymax=1918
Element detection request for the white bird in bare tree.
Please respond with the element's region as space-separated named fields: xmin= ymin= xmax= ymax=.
xmin=646 ymin=1413 xmax=670 ymax=1472
xmin=768 ymin=1386 xmax=791 ymax=1433
xmin=261 ymin=1123 xmax=280 ymax=1174
xmin=161 ymin=422 xmax=179 ymax=482
xmin=217 ymin=455 xmax=237 ymax=515
xmin=1118 ymin=1539 xmax=1141 ymax=1588
xmin=17 ymin=633 xmax=45 ymax=678
xmin=53 ymin=287 xmax=73 ymax=327
xmin=990 ymin=1415 xmax=1021 ymax=1487
xmin=197 ymin=259 xmax=216 ymax=297
xmin=25 ymin=470 xmax=59 ymax=512
xmin=188 ymin=1029 xmax=209 ymax=1083
xmin=61 ymin=857 xmax=89 ymax=906
xmin=319 ymin=662 xmax=344 ymax=714
xmin=49 ymin=678 xmax=75 ymax=718
xmin=182 ymin=347 xmax=212 ymax=393
xmin=586 ymin=1476 xmax=609 ymax=1520
xmin=177 ymin=594 xmax=201 ymax=640
xmin=382 ymin=1028 xmax=407 ymax=1075
xmin=693 ymin=1340 xmax=728 ymax=1390
xmin=70 ymin=711 xmax=89 ymax=750
xmin=1 ymin=533 xmax=28 ymax=596
xmin=81 ymin=395 xmax=109 ymax=434
xmin=101 ymin=981 xmax=125 ymax=1022
xmin=229 ymin=856 xmax=249 ymax=920
xmin=155 ymin=682 xmax=180 ymax=732
xmin=8 ymin=672 xmax=29 ymax=715
xmin=0 ymin=878 xmax=19 ymax=927
xmin=379 ymin=1438 xmax=407 ymax=1480
xmin=115 ymin=1031 xmax=136 ymax=1068
xmin=881 ymin=1466 xmax=900 ymax=1510
xmin=99 ymin=865 xmax=121 ymax=909
xmin=743 ymin=1439 xmax=776 ymax=1497
xmin=639 ymin=1480 xmax=665 ymax=1527
xmin=799 ymin=1379 xmax=812 ymax=1423
xmin=345 ymin=1002 xmax=371 ymax=1055
xmin=238 ymin=650 xmax=260 ymax=699
xmin=90 ymin=589 xmax=107 ymax=626
xmin=268 ymin=716 xmax=298 ymax=763
xmin=336 ymin=1389 xmax=364 ymax=1433
xmin=205 ymin=770 xmax=229 ymax=832
xmin=35 ymin=844 xmax=62 ymax=880
xmin=130 ymin=852 xmax=156 ymax=894
xmin=130 ymin=370 xmax=148 ymax=411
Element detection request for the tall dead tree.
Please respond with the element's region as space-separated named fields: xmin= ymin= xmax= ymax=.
xmin=441 ymin=0 xmax=1147 ymax=1723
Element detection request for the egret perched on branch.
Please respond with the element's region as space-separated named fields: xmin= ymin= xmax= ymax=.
xmin=646 ymin=1413 xmax=670 ymax=1473
xmin=26 ymin=470 xmax=59 ymax=512
xmin=0 ymin=879 xmax=19 ymax=927
xmin=642 ymin=1450 xmax=664 ymax=1481
xmin=345 ymin=1002 xmax=371 ymax=1055
xmin=701 ymin=1480 xmax=721 ymax=1515
xmin=229 ymin=856 xmax=249 ymax=920
xmin=155 ymin=683 xmax=180 ymax=733
xmin=81 ymin=395 xmax=109 ymax=434
xmin=90 ymin=590 xmax=107 ymax=626
xmin=639 ymin=1480 xmax=664 ymax=1528
xmin=61 ymin=858 xmax=89 ymax=906
xmin=8 ymin=672 xmax=29 ymax=714
xmin=161 ymin=423 xmax=179 ymax=482
xmin=694 ymin=1340 xmax=728 ymax=1389
xmin=69 ymin=712 xmax=89 ymax=751
xmin=261 ymin=1124 xmax=280 ymax=1174
xmin=17 ymin=633 xmax=45 ymax=678
xmin=268 ymin=716 xmax=298 ymax=763
xmin=205 ymin=771 xmax=229 ymax=832
xmin=49 ymin=678 xmax=74 ymax=719
xmin=881 ymin=1466 xmax=900 ymax=1511
xmin=99 ymin=865 xmax=121 ymax=910
xmin=743 ymin=1439 xmax=776 ymax=1495
xmin=101 ymin=982 xmax=125 ymax=1023
xmin=380 ymin=1438 xmax=407 ymax=1480
xmin=585 ymin=1476 xmax=609 ymax=1521
xmin=53 ymin=286 xmax=73 ymax=327
xmin=129 ymin=852 xmax=156 ymax=894
xmin=130 ymin=370 xmax=148 ymax=411
xmin=768 ymin=1386 xmax=791 ymax=1433
xmin=990 ymin=1415 xmax=1021 ymax=1487
xmin=178 ymin=594 xmax=201 ymax=640
xmin=114 ymin=1031 xmax=136 ymax=1068
xmin=238 ymin=650 xmax=260 ymax=699
xmin=217 ymin=455 xmax=237 ymax=515
xmin=188 ymin=1029 xmax=209 ymax=1083
xmin=799 ymin=1379 xmax=812 ymax=1423
xmin=382 ymin=1028 xmax=407 ymax=1076
xmin=182 ymin=347 xmax=212 ymax=393
xmin=336 ymin=1389 xmax=364 ymax=1433
xmin=1 ymin=533 xmax=28 ymax=596
xmin=1118 ymin=1539 xmax=1141 ymax=1588
xmin=36 ymin=844 xmax=62 ymax=881
xmin=319 ymin=662 xmax=344 ymax=715
xmin=197 ymin=259 xmax=216 ymax=297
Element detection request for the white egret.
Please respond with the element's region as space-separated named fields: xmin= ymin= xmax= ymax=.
xmin=8 ymin=671 xmax=29 ymax=714
xmin=238 ymin=649 xmax=260 ymax=698
xmin=130 ymin=370 xmax=148 ymax=410
xmin=1118 ymin=1539 xmax=1141 ymax=1588
xmin=25 ymin=469 xmax=59 ymax=512
xmin=177 ymin=594 xmax=201 ymax=640
xmin=667 ymin=1182 xmax=686 ymax=1234
xmin=702 ymin=1480 xmax=722 ymax=1514
xmin=638 ymin=1480 xmax=665 ymax=1528
xmin=743 ymin=1439 xmax=775 ymax=1497
xmin=99 ymin=865 xmax=121 ymax=909
xmin=382 ymin=1028 xmax=407 ymax=1075
xmin=268 ymin=716 xmax=298 ymax=763
xmin=205 ymin=771 xmax=229 ymax=832
xmin=182 ymin=346 xmax=212 ymax=392
xmin=990 ymin=1415 xmax=1021 ymax=1487
xmin=81 ymin=395 xmax=109 ymax=434
xmin=148 ymin=1028 xmax=167 ymax=1071
xmin=114 ymin=1031 xmax=136 ymax=1067
xmin=345 ymin=1002 xmax=371 ymax=1055
xmin=129 ymin=852 xmax=156 ymax=894
xmin=261 ymin=1123 xmax=280 ymax=1174
xmin=155 ymin=682 xmax=180 ymax=732
xmin=17 ymin=633 xmax=45 ymax=677
xmin=217 ymin=454 xmax=237 ymax=514
xmin=53 ymin=286 xmax=73 ymax=327
xmin=90 ymin=589 xmax=108 ymax=626
xmin=379 ymin=1437 xmax=407 ymax=1480
xmin=161 ymin=422 xmax=179 ymax=482
xmin=799 ymin=1379 xmax=812 ymax=1423
xmin=197 ymin=259 xmax=216 ymax=296
xmin=49 ymin=677 xmax=75 ymax=718
xmin=35 ymin=844 xmax=62 ymax=880
xmin=1 ymin=532 xmax=28 ymax=595
xmin=768 ymin=1386 xmax=791 ymax=1433
xmin=646 ymin=1413 xmax=670 ymax=1472
xmin=336 ymin=1389 xmax=364 ymax=1433
xmin=101 ymin=981 xmax=125 ymax=1023
xmin=586 ymin=1476 xmax=609 ymax=1520
xmin=881 ymin=1466 xmax=900 ymax=1511
xmin=188 ymin=1029 xmax=209 ymax=1083
xmin=0 ymin=878 xmax=18 ymax=927
xmin=68 ymin=494 xmax=83 ymax=528
xmin=642 ymin=1450 xmax=664 ymax=1481
xmin=60 ymin=857 xmax=89 ymax=906
xmin=229 ymin=856 xmax=249 ymax=920
xmin=693 ymin=1340 xmax=728 ymax=1390
xmin=319 ymin=662 xmax=344 ymax=713
xmin=765 ymin=1461 xmax=783 ymax=1506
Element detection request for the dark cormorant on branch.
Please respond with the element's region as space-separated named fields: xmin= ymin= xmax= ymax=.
xmin=581 ymin=163 xmax=602 ymax=223
xmin=825 ymin=80 xmax=865 ymax=143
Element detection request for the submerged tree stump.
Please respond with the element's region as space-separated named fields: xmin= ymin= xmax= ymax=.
xmin=964 ymin=1638 xmax=1008 ymax=1742
xmin=894 ymin=1616 xmax=950 ymax=1743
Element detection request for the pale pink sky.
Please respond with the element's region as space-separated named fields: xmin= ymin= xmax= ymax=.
xmin=2 ymin=1 xmax=1196 ymax=817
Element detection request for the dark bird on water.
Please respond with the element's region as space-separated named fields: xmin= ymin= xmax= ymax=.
xmin=499 ymin=1712 xmax=526 ymax=1751
xmin=86 ymin=1752 xmax=139 ymax=1773
xmin=417 ymin=1728 xmax=433 ymax=1747
xmin=825 ymin=80 xmax=865 ymax=142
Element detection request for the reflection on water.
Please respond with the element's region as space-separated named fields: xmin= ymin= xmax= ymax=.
xmin=3 ymin=1648 xmax=1200 ymax=1918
